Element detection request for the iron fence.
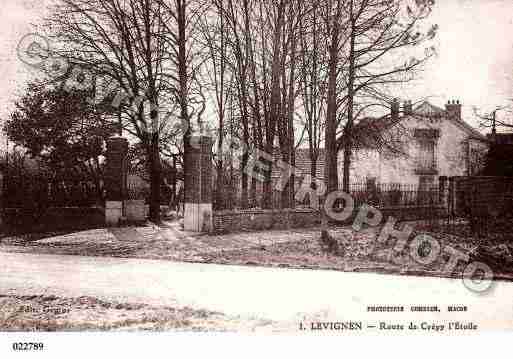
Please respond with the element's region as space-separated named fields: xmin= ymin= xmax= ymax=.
xmin=349 ymin=182 xmax=440 ymax=208
xmin=3 ymin=176 xmax=100 ymax=209
xmin=213 ymin=180 xmax=441 ymax=212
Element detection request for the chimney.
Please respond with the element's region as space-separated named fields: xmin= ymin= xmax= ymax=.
xmin=403 ymin=100 xmax=413 ymax=116
xmin=445 ymin=99 xmax=462 ymax=121
xmin=391 ymin=98 xmax=400 ymax=121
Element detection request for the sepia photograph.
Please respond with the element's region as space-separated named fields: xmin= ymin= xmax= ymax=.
xmin=0 ymin=0 xmax=513 ymax=355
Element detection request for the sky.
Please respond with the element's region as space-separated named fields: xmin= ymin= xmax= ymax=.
xmin=0 ymin=0 xmax=512 ymax=147
xmin=405 ymin=0 xmax=513 ymax=124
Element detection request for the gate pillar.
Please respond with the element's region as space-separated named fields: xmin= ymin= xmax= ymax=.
xmin=184 ymin=136 xmax=213 ymax=232
xmin=105 ymin=136 xmax=128 ymax=226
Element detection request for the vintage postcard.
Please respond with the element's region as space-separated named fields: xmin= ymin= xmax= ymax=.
xmin=0 ymin=0 xmax=513 ymax=355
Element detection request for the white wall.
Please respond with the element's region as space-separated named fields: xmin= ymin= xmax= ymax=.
xmin=342 ymin=115 xmax=489 ymax=187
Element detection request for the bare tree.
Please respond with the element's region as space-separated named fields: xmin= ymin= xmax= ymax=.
xmin=199 ymin=0 xmax=234 ymax=209
xmin=45 ymin=0 xmax=176 ymax=221
xmin=298 ymin=0 xmax=327 ymax=181
xmin=475 ymin=106 xmax=512 ymax=132
xmin=251 ymin=0 xmax=310 ymax=209
xmin=275 ymin=0 xmax=308 ymax=208
xmin=214 ymin=0 xmax=298 ymax=209
xmin=322 ymin=0 xmax=347 ymax=195
xmin=45 ymin=0 xmax=208 ymax=222
xmin=336 ymin=0 xmax=437 ymax=192
xmin=224 ymin=0 xmax=255 ymax=208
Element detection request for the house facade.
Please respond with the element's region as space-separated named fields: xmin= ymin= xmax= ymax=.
xmin=215 ymin=99 xmax=488 ymax=208
xmin=344 ymin=99 xmax=489 ymax=189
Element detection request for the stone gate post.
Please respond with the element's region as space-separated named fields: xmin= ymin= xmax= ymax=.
xmin=105 ymin=136 xmax=129 ymax=226
xmin=184 ymin=136 xmax=213 ymax=232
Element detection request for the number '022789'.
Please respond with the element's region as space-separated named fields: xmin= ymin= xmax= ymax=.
xmin=12 ymin=342 xmax=44 ymax=351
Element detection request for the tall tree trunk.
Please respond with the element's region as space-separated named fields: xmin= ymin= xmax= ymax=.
xmin=263 ymin=0 xmax=285 ymax=209
xmin=281 ymin=1 xmax=299 ymax=209
xmin=177 ymin=0 xmax=190 ymax=218
xmin=262 ymin=155 xmax=273 ymax=209
xmin=343 ymin=19 xmax=357 ymax=193
xmin=325 ymin=35 xmax=339 ymax=194
xmin=148 ymin=131 xmax=161 ymax=222
xmin=250 ymin=177 xmax=257 ymax=207
xmin=322 ymin=1 xmax=342 ymax=234
xmin=239 ymin=87 xmax=250 ymax=208
xmin=280 ymin=147 xmax=290 ymax=208
xmin=240 ymin=150 xmax=249 ymax=208
xmin=216 ymin=132 xmax=224 ymax=210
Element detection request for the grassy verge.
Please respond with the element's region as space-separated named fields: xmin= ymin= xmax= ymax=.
xmin=0 ymin=294 xmax=274 ymax=332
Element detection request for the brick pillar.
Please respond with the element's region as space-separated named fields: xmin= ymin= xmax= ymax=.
xmin=105 ymin=136 xmax=129 ymax=226
xmin=184 ymin=136 xmax=213 ymax=232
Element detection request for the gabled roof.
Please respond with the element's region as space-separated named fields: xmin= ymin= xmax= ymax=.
xmin=413 ymin=100 xmax=445 ymax=117
xmin=414 ymin=101 xmax=487 ymax=141
xmin=352 ymin=100 xmax=487 ymax=148
xmin=451 ymin=118 xmax=488 ymax=142
xmin=351 ymin=115 xmax=401 ymax=150
xmin=414 ymin=101 xmax=445 ymax=117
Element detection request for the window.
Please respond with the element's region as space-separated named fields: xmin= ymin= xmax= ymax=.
xmin=414 ymin=128 xmax=439 ymax=174
xmin=416 ymin=139 xmax=436 ymax=174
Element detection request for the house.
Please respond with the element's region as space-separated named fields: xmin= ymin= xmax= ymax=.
xmin=126 ymin=158 xmax=182 ymax=201
xmin=344 ymin=99 xmax=489 ymax=189
xmin=269 ymin=99 xmax=489 ymax=190
xmin=216 ymin=99 xmax=488 ymax=209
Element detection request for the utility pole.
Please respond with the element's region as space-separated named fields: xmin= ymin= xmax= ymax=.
xmin=492 ymin=110 xmax=497 ymax=136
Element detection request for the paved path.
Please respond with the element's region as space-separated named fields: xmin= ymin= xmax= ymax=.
xmin=1 ymin=251 xmax=513 ymax=330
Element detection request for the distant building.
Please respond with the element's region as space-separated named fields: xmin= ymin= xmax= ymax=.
xmin=216 ymin=99 xmax=489 ymax=208
xmin=271 ymin=148 xmax=325 ymax=182
xmin=344 ymin=99 xmax=489 ymax=189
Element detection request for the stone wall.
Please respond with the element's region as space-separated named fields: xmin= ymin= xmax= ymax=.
xmin=212 ymin=208 xmax=321 ymax=234
xmin=379 ymin=205 xmax=446 ymax=222
xmin=212 ymin=204 xmax=445 ymax=234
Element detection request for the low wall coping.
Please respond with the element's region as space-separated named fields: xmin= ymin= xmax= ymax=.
xmin=106 ymin=201 xmax=123 ymax=209
xmin=380 ymin=205 xmax=445 ymax=209
xmin=213 ymin=208 xmax=319 ymax=216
